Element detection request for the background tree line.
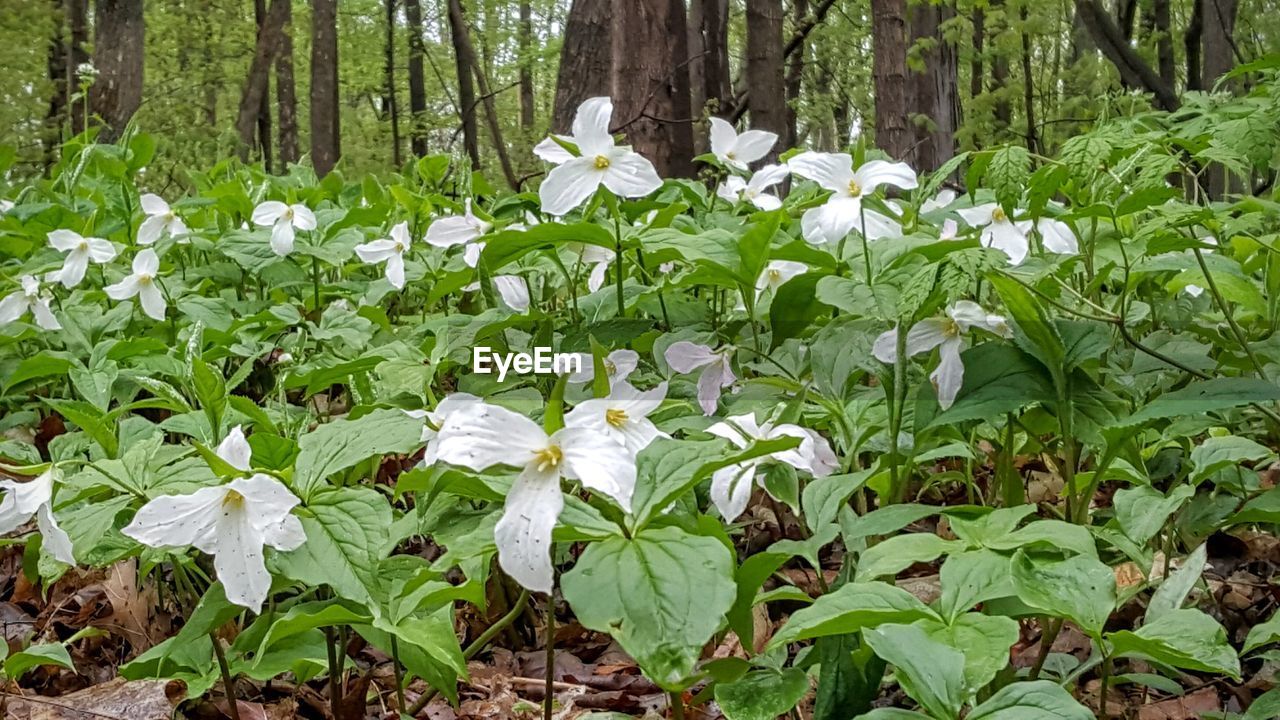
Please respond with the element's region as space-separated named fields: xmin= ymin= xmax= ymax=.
xmin=0 ymin=0 xmax=1270 ymax=188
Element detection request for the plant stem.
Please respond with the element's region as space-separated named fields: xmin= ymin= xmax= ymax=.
xmin=544 ymin=595 xmax=555 ymax=720
xmin=324 ymin=627 xmax=342 ymax=719
xmin=1028 ymin=617 xmax=1063 ymax=680
xmin=669 ymin=691 xmax=685 ymax=719
xmin=391 ymin=635 xmax=407 ymax=717
xmin=311 ymin=257 xmax=322 ymax=311
xmin=210 ymin=633 xmax=242 ymax=720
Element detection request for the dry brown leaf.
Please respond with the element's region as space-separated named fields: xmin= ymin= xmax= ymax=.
xmin=1136 ymin=687 xmax=1221 ymax=720
xmin=97 ymin=559 xmax=165 ymax=653
xmin=5 ymin=677 xmax=184 ymax=719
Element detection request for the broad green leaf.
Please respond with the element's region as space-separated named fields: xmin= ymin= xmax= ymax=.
xmin=988 ymin=274 xmax=1065 ymax=384
xmin=918 ymin=613 xmax=1019 ymax=693
xmin=1109 ymin=609 xmax=1241 ymax=678
xmin=1116 ymin=378 xmax=1280 ymax=427
xmin=1146 ymin=543 xmax=1206 ymax=622
xmin=864 ymin=623 xmax=966 ymax=720
xmin=1245 ymin=609 xmax=1280 ymax=654
xmin=1113 ymin=484 xmax=1194 ymax=545
xmin=769 ymin=581 xmax=939 ymax=647
xmin=4 ymin=642 xmax=74 ymax=679
xmin=1010 ymin=551 xmax=1115 ymax=636
xmin=966 ymin=679 xmax=1094 ymax=719
xmin=714 ymin=668 xmax=808 ymax=720
xmin=856 ymin=533 xmax=960 ymax=581
xmin=939 ymin=549 xmax=1013 ymax=622
xmin=769 ymin=272 xmax=826 ymax=347
xmin=293 ymin=408 xmax=424 ymax=498
xmin=921 ymin=344 xmax=1051 ymax=428
xmin=1189 ymin=435 xmax=1273 ymax=484
xmin=275 ymin=486 xmax=392 ymax=609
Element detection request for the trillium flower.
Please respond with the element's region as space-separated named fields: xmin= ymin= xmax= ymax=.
xmin=708 ymin=117 xmax=777 ymax=173
xmin=921 ymin=188 xmax=957 ymax=213
xmin=436 ymin=402 xmax=637 ymax=592
xmin=1035 ymin=218 xmax=1079 ymax=255
xmin=756 ymin=260 xmax=807 ymax=299
xmin=0 ymin=469 xmax=76 ymax=565
xmin=788 ymin=152 xmax=917 ymax=245
xmin=940 ymin=218 xmax=958 ymax=241
xmin=1182 ymin=235 xmax=1217 ymax=297
xmin=405 ymin=392 xmax=482 ymax=465
xmin=105 ymin=249 xmax=167 ymax=321
xmin=955 ymin=203 xmax=1033 ymax=265
xmin=138 ymin=194 xmax=189 ymax=245
xmin=0 ymin=275 xmax=60 ymax=330
xmin=48 ymin=229 xmax=116 ymax=288
xmin=665 ymin=341 xmax=735 ymax=415
xmin=565 ymin=381 xmax=668 ymax=455
xmin=580 ymin=244 xmax=614 ymax=293
xmin=426 ymin=199 xmax=491 ymax=268
xmin=252 ymin=201 xmax=317 ymax=257
xmin=873 ymin=301 xmax=1012 ymax=410
xmin=493 ymin=275 xmax=530 ymax=312
xmin=705 ymin=414 xmax=836 ymax=521
xmin=717 ymin=164 xmax=789 ymax=211
xmin=566 ymin=348 xmax=639 ymax=386
xmin=122 ymin=426 xmax=306 ymax=612
xmin=534 ymin=97 xmax=663 ymax=216
xmin=355 ymin=221 xmax=413 ymax=289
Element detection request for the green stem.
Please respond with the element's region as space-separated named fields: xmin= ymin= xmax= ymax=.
xmin=211 ymin=633 xmax=242 ymax=720
xmin=391 ymin=635 xmax=406 ymax=716
xmin=544 ymin=595 xmax=555 ymax=720
xmin=311 ymin=256 xmax=322 ymax=311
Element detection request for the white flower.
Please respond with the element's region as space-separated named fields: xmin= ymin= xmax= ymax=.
xmin=48 ymin=229 xmax=116 ymax=288
xmin=251 ymin=201 xmax=317 ymax=257
xmin=1035 ymin=218 xmax=1079 ymax=255
xmin=717 ymin=164 xmax=789 ymax=211
xmin=955 ymin=203 xmax=1033 ymax=265
xmin=940 ymin=218 xmax=958 ymax=241
xmin=756 ymin=260 xmax=807 ymax=299
xmin=664 ymin=341 xmax=735 ymax=415
xmin=436 ymin=402 xmax=637 ymax=592
xmin=564 ymin=381 xmax=668 ymax=455
xmin=122 ymin=426 xmax=306 ymax=612
xmin=565 ymin=348 xmax=639 ymax=385
xmin=426 ymin=199 xmax=491 ymax=268
xmin=788 ymin=152 xmax=918 ymax=244
xmin=0 ymin=199 xmax=14 ymax=213
xmin=873 ymin=301 xmax=1012 ymax=410
xmin=921 ymin=189 xmax=957 ymax=213
xmin=355 ymin=221 xmax=413 ymax=289
xmin=105 ymin=249 xmax=166 ymax=321
xmin=137 ymin=194 xmax=189 ymax=245
xmin=534 ymin=97 xmax=664 ymax=216
xmin=0 ymin=275 xmax=60 ymax=330
xmin=0 ymin=469 xmax=75 ymax=565
xmin=405 ymin=392 xmax=482 ymax=466
xmin=1183 ymin=235 xmax=1217 ymax=297
xmin=705 ymin=414 xmax=836 ymax=521
xmin=708 ymin=118 xmax=777 ymax=173
xmin=581 ymin=244 xmax=613 ymax=293
xmin=493 ymin=275 xmax=530 ymax=312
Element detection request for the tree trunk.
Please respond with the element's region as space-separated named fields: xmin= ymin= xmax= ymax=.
xmin=236 ymin=0 xmax=288 ymax=164
xmin=446 ymin=0 xmax=480 ymax=168
xmin=518 ymin=0 xmax=536 ymax=132
xmin=385 ymin=0 xmax=402 ymax=167
xmin=447 ymin=0 xmax=518 ymax=187
xmin=785 ymin=0 xmax=808 ymax=148
xmin=704 ymin=0 xmax=732 ymax=113
xmin=276 ymin=0 xmax=300 ymax=166
xmin=970 ymin=5 xmax=985 ymax=100
xmin=1153 ymin=0 xmax=1175 ymax=88
xmin=254 ymin=0 xmax=274 ymax=172
xmin=310 ymin=0 xmax=341 ymax=176
xmin=908 ymin=0 xmax=958 ymax=172
xmin=871 ymin=0 xmax=910 ymax=159
xmin=609 ymin=0 xmax=695 ymax=177
xmin=1201 ymin=0 xmax=1238 ymax=87
xmin=90 ymin=0 xmax=144 ymax=143
xmin=1019 ymin=1 xmax=1038 ymax=154
xmin=1074 ymin=0 xmax=1179 ymax=110
xmin=45 ymin=0 xmax=69 ymax=163
xmin=746 ymin=0 xmax=787 ymax=159
xmin=552 ymin=0 xmax=612 ymax=133
xmin=1186 ymin=0 xmax=1203 ymax=90
xmin=404 ymin=0 xmax=428 ymax=156
xmin=990 ymin=0 xmax=1011 ymax=137
xmin=687 ymin=0 xmax=708 ymax=153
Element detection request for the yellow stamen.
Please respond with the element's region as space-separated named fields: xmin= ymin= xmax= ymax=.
xmin=594 ymin=155 xmax=610 ymax=170
xmin=606 ymin=408 xmax=628 ymax=428
xmin=138 ymin=274 xmax=153 ymax=285
xmin=533 ymin=445 xmax=563 ymax=472
xmin=604 ymin=359 xmax=617 ymax=375
xmin=847 ymin=180 xmax=862 ymax=197
xmin=222 ymin=489 xmax=244 ymax=508
xmin=991 ymin=207 xmax=1007 ymax=222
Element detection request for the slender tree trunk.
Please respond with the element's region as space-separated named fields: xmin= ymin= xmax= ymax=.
xmin=1118 ymin=0 xmax=1138 ymax=42
xmin=385 ymin=0 xmax=402 ymax=167
xmin=1201 ymin=0 xmax=1238 ymax=87
xmin=552 ymin=0 xmax=612 ymax=133
xmin=518 ymin=0 xmax=536 ymax=132
xmin=404 ymin=0 xmax=428 ymax=155
xmin=236 ymin=0 xmax=288 ymax=163
xmin=1186 ymin=0 xmax=1204 ymax=90
xmin=1153 ymin=0 xmax=1175 ymax=87
xmin=871 ymin=0 xmax=910 ymax=159
xmin=746 ymin=0 xmax=787 ymax=160
xmin=970 ymin=5 xmax=985 ymax=100
xmin=446 ymin=0 xmax=480 ymax=167
xmin=447 ymin=0 xmax=518 ymax=187
xmin=45 ymin=0 xmax=69 ymax=163
xmin=704 ymin=0 xmax=732 ymax=113
xmin=276 ymin=0 xmax=299 ymax=166
xmin=610 ymin=0 xmax=695 ymax=177
xmin=687 ymin=0 xmax=708 ymax=153
xmin=310 ymin=0 xmax=341 ymax=176
xmin=908 ymin=0 xmax=958 ymax=171
xmin=990 ymin=0 xmax=1011 ymax=137
xmin=1019 ymin=1 xmax=1038 ymax=154
xmin=63 ymin=0 xmax=90 ymax=136
xmin=1074 ymin=0 xmax=1179 ymax=110
xmin=90 ymin=0 xmax=145 ymax=143
xmin=785 ymin=0 xmax=808 ymax=148
xmin=254 ymin=0 xmax=274 ymax=172
xmin=197 ymin=0 xmax=217 ymax=129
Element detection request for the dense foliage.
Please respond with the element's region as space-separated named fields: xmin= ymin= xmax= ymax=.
xmin=4 ymin=70 xmax=1280 ymax=719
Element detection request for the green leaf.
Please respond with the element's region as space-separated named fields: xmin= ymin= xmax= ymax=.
xmin=769 ymin=272 xmax=826 ymax=347
xmin=939 ymin=549 xmax=1014 ymax=622
xmin=987 ymin=274 xmax=1065 ymax=385
xmin=4 ymin=642 xmax=74 ymax=680
xmin=481 ymin=220 xmax=616 ymax=270
xmin=1244 ymin=608 xmax=1280 ymax=654
xmin=1113 ymin=484 xmax=1194 ymax=545
xmin=966 ymin=679 xmax=1094 ymax=719
xmin=918 ymin=613 xmax=1019 ymax=693
xmin=738 ymin=210 xmax=782 ymax=288
xmin=561 ymin=526 xmax=736 ymax=689
xmin=921 ymin=343 xmax=1051 ymax=428
xmin=191 ymin=357 xmax=227 ymax=437
xmin=1189 ymin=435 xmax=1273 ymax=484
xmin=1147 ymin=544 xmax=1206 ymax=622
xmin=864 ymin=623 xmax=966 ymax=720
xmin=768 ymin=582 xmax=939 ymax=647
xmin=293 ymin=408 xmax=425 ymax=498
xmin=1116 ymin=378 xmax=1280 ymax=427
xmin=985 ymin=146 xmax=1031 ymax=211
xmin=1010 ymin=550 xmax=1115 ymax=636
xmin=275 ymin=486 xmax=392 ymax=609
xmin=42 ymin=398 xmax=118 ymax=458
xmin=1109 ymin=609 xmax=1241 ymax=679
xmin=714 ymin=668 xmax=808 ymax=720
xmin=856 ymin=533 xmax=960 ymax=581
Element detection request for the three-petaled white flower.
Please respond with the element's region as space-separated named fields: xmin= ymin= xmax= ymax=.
xmin=405 ymin=392 xmax=482 ymax=466
xmin=356 ymin=221 xmax=414 ymax=289
xmin=565 ymin=348 xmax=639 ymax=386
xmin=955 ymin=203 xmax=1031 ymax=264
xmin=436 ymin=402 xmax=636 ymax=592
xmin=705 ymin=414 xmax=837 ymax=521
xmin=534 ymin=97 xmax=664 ymax=216
xmin=873 ymin=301 xmax=1012 ymax=410
xmin=0 ymin=275 xmax=60 ymax=330
xmin=48 ymin=230 xmax=116 ymax=288
xmin=717 ymin=164 xmax=789 ymax=211
xmin=580 ymin=244 xmax=614 ymax=293
xmin=493 ymin=275 xmax=530 ymax=312
xmin=426 ymin=200 xmax=491 ymax=268
xmin=0 ymin=468 xmax=76 ymax=565
xmin=708 ymin=118 xmax=777 ymax=173
xmin=106 ymin=249 xmax=167 ymax=321
xmin=564 ymin=381 xmax=668 ymax=455
xmin=122 ymin=426 xmax=306 ymax=612
xmin=756 ymin=260 xmax=807 ymax=300
xmin=138 ymin=194 xmax=189 ymax=245
xmin=921 ymin=189 xmax=957 ymax=213
xmin=1034 ymin=217 xmax=1079 ymax=255
xmin=787 ymin=152 xmax=918 ymax=245
xmin=252 ymin=201 xmax=317 ymax=257
xmin=665 ymin=341 xmax=735 ymax=415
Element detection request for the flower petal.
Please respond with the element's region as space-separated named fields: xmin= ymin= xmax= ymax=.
xmin=138 ymin=282 xmax=167 ymax=321
xmin=931 ymin=336 xmax=965 ymax=410
xmin=1036 ymin=218 xmax=1078 ymax=254
xmin=425 ymin=215 xmax=483 ymax=248
xmin=385 ymin=253 xmax=406 ymax=290
xmin=31 ymin=299 xmax=60 ymax=331
xmin=140 ymin=193 xmax=170 ymax=216
xmin=572 ymin=96 xmax=614 ymax=157
xmin=788 ymin=151 xmax=854 ymax=193
xmin=47 ymin=229 xmax=83 ymax=252
xmin=270 ymin=220 xmax=295 ymax=256
xmin=0 ymin=292 xmax=27 ymax=325
xmin=436 ymin=403 xmax=548 ymax=471
xmin=540 ymin=157 xmax=602 ymax=216
xmin=708 ymin=117 xmax=737 ymax=161
xmin=36 ymin=504 xmax=76 ymax=565
xmin=105 ymin=275 xmax=140 ymax=300
xmin=905 ymin=318 xmax=951 ymax=357
xmin=493 ymin=275 xmax=530 ymax=312
xmin=982 ymin=222 xmax=1029 ymax=265
xmin=355 ymin=238 xmax=399 ymax=263
xmin=133 ymin=248 xmax=160 ymax=275
xmin=291 ymin=205 xmax=317 ymax=230
xmin=86 ymin=238 xmax=117 ymax=263
xmin=252 ymin=201 xmax=288 ymax=226
xmin=696 ymin=358 xmax=734 ymax=415
xmin=872 ymin=328 xmax=899 ymax=363
xmin=57 ymin=251 xmax=89 ymax=288
xmin=601 ymin=150 xmax=664 ymax=199
xmin=137 ymin=215 xmax=167 ymax=245
xmin=664 ymin=341 xmax=716 ymax=373
xmin=122 ymin=485 xmax=228 ymax=549
xmin=212 ymin=505 xmax=271 ymax=611
xmin=534 ymin=136 xmax=575 ymax=164
xmin=228 ymin=474 xmax=302 ymax=534
xmin=853 ymin=160 xmax=918 ymax=193
xmin=217 ymin=426 xmax=253 ymax=472
xmin=956 ymin=203 xmax=997 ymax=227
xmin=494 ymin=462 xmax=563 ymax=593
xmin=710 ymin=462 xmax=758 ymax=522
xmin=557 ymin=426 xmax=637 ymax=511
xmin=731 ymin=129 xmax=778 ymax=165
xmin=800 ymin=197 xmax=861 ymax=245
